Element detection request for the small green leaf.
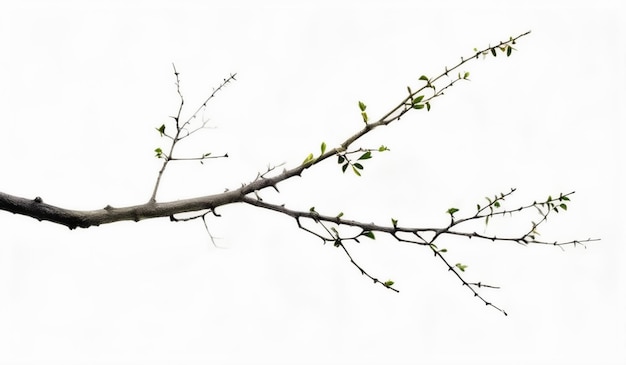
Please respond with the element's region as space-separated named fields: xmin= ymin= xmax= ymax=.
xmin=154 ymin=147 xmax=163 ymax=158
xmin=342 ymin=163 xmax=349 ymax=173
xmin=336 ymin=212 xmax=344 ymax=219
xmin=490 ymin=48 xmax=497 ymax=57
xmin=391 ymin=218 xmax=398 ymax=228
xmin=358 ymin=151 xmax=372 ymax=160
xmin=309 ymin=206 xmax=315 ymax=212
xmin=455 ymin=263 xmax=468 ymax=272
xmin=413 ymin=104 xmax=425 ymax=110
xmin=439 ymin=248 xmax=447 ymax=253
xmin=353 ymin=163 xmax=363 ymax=170
xmin=358 ymin=101 xmax=367 ymax=112
xmin=352 ymin=165 xmax=361 ymax=176
xmin=446 ymin=207 xmax=459 ymax=215
xmin=302 ymin=153 xmax=314 ymax=165
xmin=506 ymin=45 xmax=512 ymax=57
xmin=560 ymin=203 xmax=567 ymax=211
xmin=334 ymin=239 xmax=341 ymax=247
xmin=464 ymin=71 xmax=470 ymax=79
xmin=320 ymin=142 xmax=327 ymax=155
xmin=413 ymin=95 xmax=425 ymax=104
xmin=425 ymin=102 xmax=431 ymax=111
xmin=378 ymin=145 xmax=389 ymax=152
xmin=476 ymin=204 xmax=481 ymax=211
xmin=419 ymin=75 xmax=429 ymax=81
xmin=361 ymin=111 xmax=368 ymax=123
xmin=362 ymin=231 xmax=375 ymax=239
xmin=156 ymin=124 xmax=166 ymax=137
xmin=383 ymin=280 xmax=394 ymax=287
xmin=494 ymin=201 xmax=501 ymax=208
xmin=338 ymin=156 xmax=345 ymax=164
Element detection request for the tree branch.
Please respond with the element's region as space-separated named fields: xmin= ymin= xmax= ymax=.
xmin=0 ymin=30 xmax=598 ymax=314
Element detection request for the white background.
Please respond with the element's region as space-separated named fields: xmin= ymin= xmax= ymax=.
xmin=1 ymin=1 xmax=624 ymax=364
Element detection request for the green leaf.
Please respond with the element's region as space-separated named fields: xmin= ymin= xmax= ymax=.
xmin=352 ymin=165 xmax=361 ymax=176
xmin=336 ymin=212 xmax=344 ymax=219
xmin=156 ymin=124 xmax=166 ymax=137
xmin=358 ymin=151 xmax=372 ymax=160
xmin=334 ymin=239 xmax=341 ymax=247
xmin=490 ymin=48 xmax=497 ymax=57
xmin=361 ymin=111 xmax=368 ymax=123
xmin=378 ymin=145 xmax=389 ymax=152
xmin=463 ymin=71 xmax=470 ymax=79
xmin=455 ymin=263 xmax=468 ymax=272
xmin=560 ymin=203 xmax=567 ymax=211
xmin=383 ymin=280 xmax=394 ymax=287
xmin=425 ymin=102 xmax=431 ymax=111
xmin=362 ymin=231 xmax=375 ymax=239
xmin=391 ymin=218 xmax=398 ymax=228
xmin=506 ymin=45 xmax=512 ymax=56
xmin=446 ymin=207 xmax=459 ymax=215
xmin=338 ymin=155 xmax=345 ymax=164
xmin=476 ymin=204 xmax=481 ymax=211
xmin=439 ymin=248 xmax=447 ymax=253
xmin=419 ymin=75 xmax=429 ymax=81
xmin=413 ymin=95 xmax=425 ymax=104
xmin=302 ymin=153 xmax=314 ymax=165
xmin=353 ymin=163 xmax=363 ymax=170
xmin=358 ymin=101 xmax=367 ymax=112
xmin=413 ymin=104 xmax=425 ymax=110
xmin=154 ymin=147 xmax=163 ymax=158
xmin=342 ymin=163 xmax=349 ymax=173
xmin=320 ymin=142 xmax=327 ymax=155
xmin=494 ymin=201 xmax=501 ymax=208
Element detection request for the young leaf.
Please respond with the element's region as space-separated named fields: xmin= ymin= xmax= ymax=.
xmin=353 ymin=163 xmax=363 ymax=170
xmin=413 ymin=104 xmax=425 ymax=110
xmin=378 ymin=145 xmax=389 ymax=152
xmin=419 ymin=75 xmax=429 ymax=81
xmin=338 ymin=155 xmax=345 ymax=164
xmin=362 ymin=231 xmax=375 ymax=239
xmin=391 ymin=218 xmax=398 ymax=228
xmin=560 ymin=203 xmax=567 ymax=211
xmin=383 ymin=280 xmax=394 ymax=287
xmin=426 ymin=102 xmax=431 ymax=111
xmin=490 ymin=48 xmax=497 ymax=57
xmin=156 ymin=124 xmax=166 ymax=137
xmin=455 ymin=263 xmax=468 ymax=272
xmin=439 ymin=248 xmax=448 ymax=253
xmin=361 ymin=111 xmax=369 ymax=123
xmin=464 ymin=71 xmax=470 ymax=79
xmin=413 ymin=95 xmax=425 ymax=104
xmin=446 ymin=207 xmax=459 ymax=215
xmin=358 ymin=151 xmax=372 ymax=160
xmin=358 ymin=101 xmax=367 ymax=112
xmin=336 ymin=212 xmax=344 ymax=219
xmin=154 ymin=147 xmax=163 ymax=158
xmin=320 ymin=142 xmax=327 ymax=155
xmin=352 ymin=165 xmax=361 ymax=176
xmin=506 ymin=45 xmax=512 ymax=56
xmin=342 ymin=163 xmax=349 ymax=173
xmin=302 ymin=153 xmax=314 ymax=165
